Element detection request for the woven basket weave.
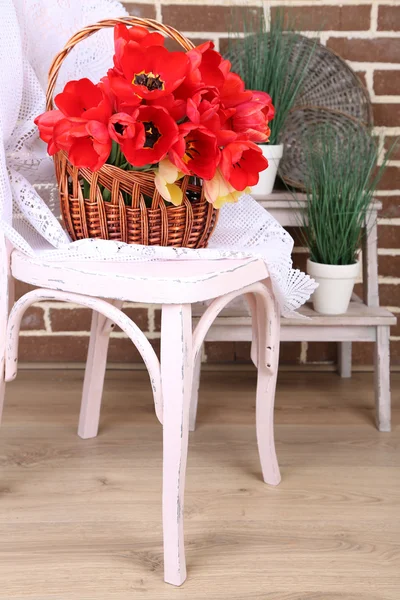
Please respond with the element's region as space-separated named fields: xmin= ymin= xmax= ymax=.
xmin=278 ymin=107 xmax=371 ymax=190
xmin=46 ymin=17 xmax=218 ymax=248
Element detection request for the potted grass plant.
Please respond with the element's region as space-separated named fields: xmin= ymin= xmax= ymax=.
xmin=227 ymin=7 xmax=316 ymax=195
xmin=300 ymin=123 xmax=392 ymax=315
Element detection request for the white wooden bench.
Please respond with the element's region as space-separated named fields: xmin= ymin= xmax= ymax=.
xmin=195 ymin=192 xmax=397 ymax=432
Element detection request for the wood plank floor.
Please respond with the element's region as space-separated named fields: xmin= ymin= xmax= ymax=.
xmin=0 ymin=369 xmax=399 ymax=600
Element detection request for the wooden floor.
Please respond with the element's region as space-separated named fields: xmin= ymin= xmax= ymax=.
xmin=0 ymin=369 xmax=399 ymax=600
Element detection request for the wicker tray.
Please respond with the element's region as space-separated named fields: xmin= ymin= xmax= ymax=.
xmin=278 ymin=107 xmax=371 ymax=190
xmin=289 ymin=36 xmax=372 ymax=125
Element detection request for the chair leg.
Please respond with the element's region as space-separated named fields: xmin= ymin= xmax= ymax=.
xmin=0 ymin=358 xmax=5 ymax=427
xmin=78 ymin=310 xmax=113 ymax=439
xmin=161 ymin=304 xmax=192 ymax=586
xmin=338 ymin=342 xmax=352 ymax=378
xmin=374 ymin=326 xmax=391 ymax=432
xmin=189 ymin=349 xmax=202 ymax=432
xmin=255 ymin=292 xmax=281 ymax=486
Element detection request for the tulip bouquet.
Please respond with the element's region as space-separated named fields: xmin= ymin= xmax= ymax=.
xmin=35 ymin=23 xmax=274 ymax=210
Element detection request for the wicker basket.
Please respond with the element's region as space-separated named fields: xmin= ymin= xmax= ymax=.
xmin=46 ymin=17 xmax=218 ymax=248
xmin=278 ymin=107 xmax=371 ymax=190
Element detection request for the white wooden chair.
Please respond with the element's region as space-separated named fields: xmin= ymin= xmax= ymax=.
xmin=0 ymin=235 xmax=281 ymax=586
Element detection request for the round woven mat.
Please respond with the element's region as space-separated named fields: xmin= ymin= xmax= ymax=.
xmin=289 ymin=36 xmax=372 ymax=125
xmin=278 ymin=107 xmax=372 ymax=190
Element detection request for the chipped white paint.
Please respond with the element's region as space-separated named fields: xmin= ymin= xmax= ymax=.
xmin=375 ymin=326 xmax=391 ymax=431
xmin=161 ymin=304 xmax=192 ymax=586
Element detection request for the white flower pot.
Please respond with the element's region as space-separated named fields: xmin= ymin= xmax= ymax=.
xmin=307 ymin=259 xmax=360 ymax=315
xmin=251 ymin=143 xmax=284 ymax=197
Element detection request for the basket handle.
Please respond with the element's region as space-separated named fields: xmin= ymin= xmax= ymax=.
xmin=46 ymin=17 xmax=195 ymax=111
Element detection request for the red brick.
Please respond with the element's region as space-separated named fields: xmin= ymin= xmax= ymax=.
xmin=114 ymin=307 xmax=149 ymax=332
xmin=164 ymin=37 xmax=206 ymax=52
xmin=124 ymin=3 xmax=156 ymax=19
xmin=374 ymin=70 xmax=400 ymax=96
xmin=272 ymin=5 xmax=371 ymax=31
xmin=378 ymin=284 xmax=400 ymax=307
xmin=327 ymin=38 xmax=400 ymax=63
xmin=390 ymin=317 xmax=400 ymax=338
xmin=21 ymin=307 xmax=45 ymax=331
xmin=108 ymin=338 xmax=160 ymax=363
xmin=352 ymin=342 xmax=374 ymax=365
xmin=373 ymin=104 xmax=400 ymax=127
xmin=19 ymin=335 xmax=90 ymax=362
xmin=279 ymin=342 xmax=302 ymax=365
xmin=378 ymin=5 xmax=400 ymax=31
xmin=19 ymin=335 xmax=160 ymax=363
xmin=292 ymin=252 xmax=308 ymax=272
xmin=15 ymin=280 xmax=35 ymax=300
xmin=384 ymin=137 xmax=400 ymax=161
xmin=378 ymin=166 xmax=400 ymax=191
xmin=161 ymin=5 xmax=262 ymax=33
xmin=307 ymin=342 xmax=337 ymax=364
xmin=49 ymin=306 xmax=149 ymax=332
xmin=154 ymin=308 xmax=161 ymax=332
xmin=391 ymin=340 xmax=400 ymax=366
xmin=379 ymin=196 xmax=400 ymax=218
xmin=205 ymin=342 xmax=235 ymax=363
xmin=50 ymin=307 xmax=91 ymax=332
xmin=356 ymin=71 xmax=367 ymax=89
xmin=234 ymin=342 xmax=252 ymax=363
xmin=378 ymin=254 xmax=400 ymax=277
xmin=378 ymin=225 xmax=400 ymax=248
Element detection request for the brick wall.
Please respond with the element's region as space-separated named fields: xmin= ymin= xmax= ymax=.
xmin=20 ymin=0 xmax=400 ymax=367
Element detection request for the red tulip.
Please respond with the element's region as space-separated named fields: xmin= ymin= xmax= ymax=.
xmin=113 ymin=24 xmax=165 ymax=73
xmin=55 ymin=78 xmax=112 ymax=123
xmin=231 ymin=98 xmax=271 ymax=142
xmin=34 ymin=109 xmax=66 ymax=155
xmin=186 ymin=88 xmax=219 ymax=126
xmin=252 ymin=91 xmax=275 ymax=122
xmin=115 ymin=23 xmax=164 ymax=48
xmin=147 ymin=93 xmax=187 ymax=122
xmin=54 ymin=118 xmax=112 ymax=171
xmin=120 ymin=105 xmax=179 ymax=167
xmin=108 ymin=112 xmax=145 ymax=150
xmin=220 ymin=140 xmax=268 ymax=190
xmin=219 ymin=72 xmax=253 ymax=109
xmin=174 ymin=41 xmax=226 ymax=100
xmin=102 ymin=71 xmax=142 ymax=113
xmin=169 ymin=123 xmax=219 ymax=180
xmin=110 ymin=45 xmax=189 ymax=104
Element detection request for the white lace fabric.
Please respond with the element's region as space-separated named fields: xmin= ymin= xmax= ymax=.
xmin=1 ymin=0 xmax=317 ymax=316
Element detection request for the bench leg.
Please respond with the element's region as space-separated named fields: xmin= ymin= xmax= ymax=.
xmin=161 ymin=304 xmax=192 ymax=586
xmin=189 ymin=349 xmax=202 ymax=432
xmin=338 ymin=342 xmax=352 ymax=378
xmin=374 ymin=326 xmax=391 ymax=432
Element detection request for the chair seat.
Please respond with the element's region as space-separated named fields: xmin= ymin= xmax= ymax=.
xmin=11 ymin=250 xmax=269 ymax=304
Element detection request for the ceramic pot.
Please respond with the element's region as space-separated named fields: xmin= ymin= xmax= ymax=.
xmin=307 ymin=259 xmax=360 ymax=315
xmin=251 ymin=144 xmax=284 ymax=197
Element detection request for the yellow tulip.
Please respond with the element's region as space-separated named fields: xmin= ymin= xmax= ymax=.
xmin=203 ymin=168 xmax=250 ymax=209
xmin=154 ymin=159 xmax=184 ymax=206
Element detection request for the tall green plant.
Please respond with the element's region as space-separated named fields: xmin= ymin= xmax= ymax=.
xmin=227 ymin=8 xmax=316 ymax=144
xmin=300 ymin=124 xmax=392 ymax=266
